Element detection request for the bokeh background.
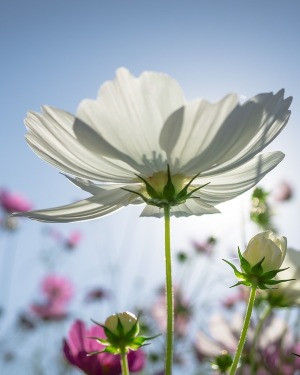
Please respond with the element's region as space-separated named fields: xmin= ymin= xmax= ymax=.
xmin=1 ymin=1 xmax=300 ymax=374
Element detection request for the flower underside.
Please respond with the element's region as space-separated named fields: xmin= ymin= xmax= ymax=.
xmin=123 ymin=165 xmax=209 ymax=208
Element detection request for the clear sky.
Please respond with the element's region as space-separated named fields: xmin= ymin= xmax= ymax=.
xmin=0 ymin=0 xmax=300 ymax=329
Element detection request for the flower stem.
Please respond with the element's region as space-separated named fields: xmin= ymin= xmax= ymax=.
xmin=164 ymin=205 xmax=173 ymax=375
xmin=250 ymin=303 xmax=272 ymax=374
xmin=120 ymin=349 xmax=130 ymax=375
xmin=229 ymin=285 xmax=257 ymax=375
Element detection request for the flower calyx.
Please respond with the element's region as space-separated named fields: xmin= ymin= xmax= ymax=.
xmin=211 ymin=351 xmax=233 ymax=374
xmin=223 ymin=248 xmax=295 ymax=290
xmin=87 ymin=312 xmax=159 ymax=356
xmin=123 ymin=165 xmax=209 ymax=208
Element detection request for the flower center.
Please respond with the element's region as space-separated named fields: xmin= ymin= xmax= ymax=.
xmin=145 ymin=172 xmax=188 ymax=197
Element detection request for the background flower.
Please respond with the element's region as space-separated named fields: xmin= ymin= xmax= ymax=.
xmin=63 ymin=320 xmax=146 ymax=375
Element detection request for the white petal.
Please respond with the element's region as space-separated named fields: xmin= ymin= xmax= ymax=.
xmin=160 ymin=93 xmax=239 ymax=172
xmin=195 ymin=332 xmax=224 ymax=357
xmin=194 ymin=151 xmax=284 ymax=205
xmin=140 ymin=199 xmax=219 ymax=218
xmin=187 ymin=90 xmax=291 ymax=176
xmin=25 ymin=107 xmax=137 ymax=183
xmin=12 ymin=189 xmax=136 ymax=223
xmin=171 ymin=199 xmax=220 ymax=217
xmin=76 ymin=68 xmax=185 ymax=174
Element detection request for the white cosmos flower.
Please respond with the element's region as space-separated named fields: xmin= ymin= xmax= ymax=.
xmin=13 ymin=68 xmax=292 ymax=222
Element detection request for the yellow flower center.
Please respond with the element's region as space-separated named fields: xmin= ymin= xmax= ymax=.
xmin=145 ymin=171 xmax=188 ymax=197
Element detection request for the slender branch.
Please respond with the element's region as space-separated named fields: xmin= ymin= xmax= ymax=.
xmin=164 ymin=205 xmax=174 ymax=375
xmin=120 ymin=349 xmax=130 ymax=375
xmin=229 ymin=286 xmax=257 ymax=375
xmin=250 ymin=303 xmax=272 ymax=374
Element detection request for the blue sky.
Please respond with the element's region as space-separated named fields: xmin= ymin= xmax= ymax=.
xmin=0 ymin=0 xmax=300 ymax=325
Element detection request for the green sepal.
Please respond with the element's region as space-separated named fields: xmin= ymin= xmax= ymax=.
xmin=163 ymin=165 xmax=176 ymax=200
xmin=176 ymin=172 xmax=201 ymax=200
xmin=185 ymin=182 xmax=210 ymax=200
xmin=261 ymin=267 xmax=289 ymax=280
xmin=90 ymin=319 xmax=120 ymax=343
xmin=238 ymin=247 xmax=252 ymax=274
xmin=121 ymin=188 xmax=150 ymax=204
xmin=229 ymin=281 xmax=249 ymax=288
xmin=135 ymin=174 xmax=160 ymax=199
xmin=124 ymin=316 xmax=139 ymax=340
xmin=264 ymin=278 xmax=296 ymax=286
xmin=102 ymin=346 xmax=120 ymax=354
xmin=86 ymin=336 xmax=110 ymax=346
xmin=222 ymin=259 xmax=246 ymax=280
xmin=250 ymin=257 xmax=265 ymax=276
xmin=86 ymin=350 xmax=103 ymax=357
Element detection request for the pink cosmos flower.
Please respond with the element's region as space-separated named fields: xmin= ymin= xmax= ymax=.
xmin=192 ymin=236 xmax=216 ymax=255
xmin=31 ymin=300 xmax=69 ymax=320
xmin=31 ymin=275 xmax=74 ymax=320
xmin=0 ymin=189 xmax=32 ymax=214
xmin=85 ymin=287 xmax=109 ymax=303
xmin=63 ymin=320 xmax=146 ymax=375
xmin=273 ymin=181 xmax=293 ymax=202
xmin=42 ymin=275 xmax=74 ymax=303
xmin=65 ymin=230 xmax=82 ymax=249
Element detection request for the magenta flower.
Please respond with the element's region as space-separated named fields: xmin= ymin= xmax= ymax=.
xmin=63 ymin=320 xmax=146 ymax=374
xmin=192 ymin=236 xmax=216 ymax=255
xmin=0 ymin=189 xmax=32 ymax=214
xmin=31 ymin=300 xmax=69 ymax=320
xmin=65 ymin=230 xmax=82 ymax=249
xmin=31 ymin=275 xmax=74 ymax=320
xmin=264 ymin=342 xmax=300 ymax=375
xmin=42 ymin=275 xmax=74 ymax=303
xmin=85 ymin=287 xmax=109 ymax=303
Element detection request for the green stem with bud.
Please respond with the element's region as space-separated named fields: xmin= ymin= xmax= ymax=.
xmin=229 ymin=285 xmax=257 ymax=375
xmin=120 ymin=348 xmax=130 ymax=375
xmin=164 ymin=205 xmax=174 ymax=375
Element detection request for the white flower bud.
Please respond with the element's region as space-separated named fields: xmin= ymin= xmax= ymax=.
xmin=243 ymin=231 xmax=287 ymax=272
xmin=105 ymin=311 xmax=139 ymax=338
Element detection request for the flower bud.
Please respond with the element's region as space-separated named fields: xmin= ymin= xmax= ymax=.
xmin=105 ymin=312 xmax=139 ymax=339
xmin=243 ymin=231 xmax=287 ymax=272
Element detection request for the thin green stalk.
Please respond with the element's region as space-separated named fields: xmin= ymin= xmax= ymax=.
xmin=120 ymin=349 xmax=130 ymax=375
xmin=229 ymin=286 xmax=257 ymax=375
xmin=164 ymin=205 xmax=173 ymax=375
xmin=250 ymin=303 xmax=272 ymax=374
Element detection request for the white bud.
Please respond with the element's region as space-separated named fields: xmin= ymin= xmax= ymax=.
xmin=243 ymin=231 xmax=287 ymax=272
xmin=105 ymin=311 xmax=138 ymax=337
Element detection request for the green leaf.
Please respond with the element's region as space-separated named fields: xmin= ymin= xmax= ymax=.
xmin=238 ymin=247 xmax=251 ymax=274
xmin=251 ymin=257 xmax=265 ymax=276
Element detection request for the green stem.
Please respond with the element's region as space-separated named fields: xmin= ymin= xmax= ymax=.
xmin=250 ymin=303 xmax=272 ymax=374
xmin=120 ymin=349 xmax=130 ymax=375
xmin=164 ymin=205 xmax=173 ymax=375
xmin=229 ymin=286 xmax=257 ymax=375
